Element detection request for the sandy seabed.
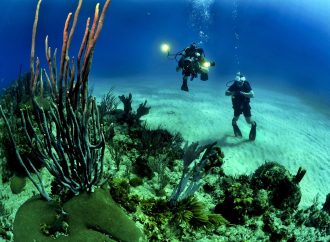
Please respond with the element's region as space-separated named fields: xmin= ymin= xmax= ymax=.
xmin=93 ymin=74 xmax=330 ymax=208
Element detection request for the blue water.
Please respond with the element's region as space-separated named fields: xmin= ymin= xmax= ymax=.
xmin=0 ymin=0 xmax=329 ymax=104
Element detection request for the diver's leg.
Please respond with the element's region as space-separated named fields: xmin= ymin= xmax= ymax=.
xmin=181 ymin=75 xmax=189 ymax=92
xmin=200 ymin=72 xmax=208 ymax=81
xmin=245 ymin=116 xmax=257 ymax=141
xmin=232 ymin=115 xmax=242 ymax=137
xmin=245 ymin=116 xmax=255 ymax=125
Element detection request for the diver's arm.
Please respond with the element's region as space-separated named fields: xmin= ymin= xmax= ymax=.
xmin=225 ymin=90 xmax=233 ymax=96
xmin=240 ymin=90 xmax=254 ymax=98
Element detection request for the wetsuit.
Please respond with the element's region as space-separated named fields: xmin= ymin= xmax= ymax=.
xmin=228 ymin=81 xmax=252 ymax=117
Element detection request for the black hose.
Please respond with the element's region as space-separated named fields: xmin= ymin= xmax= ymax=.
xmin=226 ymin=80 xmax=235 ymax=87
xmin=167 ymin=48 xmax=186 ymax=62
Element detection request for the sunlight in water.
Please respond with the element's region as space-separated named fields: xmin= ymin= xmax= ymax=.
xmin=190 ymin=0 xmax=215 ymax=44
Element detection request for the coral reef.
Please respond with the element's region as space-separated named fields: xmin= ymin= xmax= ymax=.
xmin=99 ymin=87 xmax=120 ymax=119
xmin=0 ymin=201 xmax=13 ymax=241
xmin=251 ymin=161 xmax=304 ymax=210
xmin=323 ymin=193 xmax=330 ymax=215
xmin=116 ymin=93 xmax=151 ymax=127
xmin=215 ymin=162 xmax=306 ymax=224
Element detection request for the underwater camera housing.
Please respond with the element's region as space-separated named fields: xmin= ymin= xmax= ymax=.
xmin=200 ymin=61 xmax=215 ymax=81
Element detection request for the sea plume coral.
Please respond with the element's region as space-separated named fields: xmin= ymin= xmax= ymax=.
xmin=0 ymin=0 xmax=111 ymax=201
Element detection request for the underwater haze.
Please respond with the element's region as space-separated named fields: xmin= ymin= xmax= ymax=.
xmin=0 ymin=0 xmax=330 ymax=105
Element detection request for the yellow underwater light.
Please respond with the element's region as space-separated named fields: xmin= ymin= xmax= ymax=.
xmin=160 ymin=43 xmax=170 ymax=54
xmin=202 ymin=61 xmax=211 ymax=68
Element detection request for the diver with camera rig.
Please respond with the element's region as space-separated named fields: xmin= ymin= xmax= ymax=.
xmin=162 ymin=42 xmax=215 ymax=92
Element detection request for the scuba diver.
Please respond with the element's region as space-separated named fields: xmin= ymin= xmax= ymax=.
xmin=225 ymin=72 xmax=257 ymax=141
xmin=164 ymin=42 xmax=215 ymax=92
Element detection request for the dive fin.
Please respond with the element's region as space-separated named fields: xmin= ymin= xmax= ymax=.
xmin=249 ymin=122 xmax=257 ymax=141
xmin=181 ymin=80 xmax=189 ymax=92
xmin=232 ymin=123 xmax=242 ymax=137
xmin=181 ymin=84 xmax=189 ymax=92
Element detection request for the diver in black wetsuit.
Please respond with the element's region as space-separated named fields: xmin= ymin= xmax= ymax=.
xmin=225 ymin=73 xmax=257 ymax=141
xmin=175 ymin=43 xmax=215 ymax=92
